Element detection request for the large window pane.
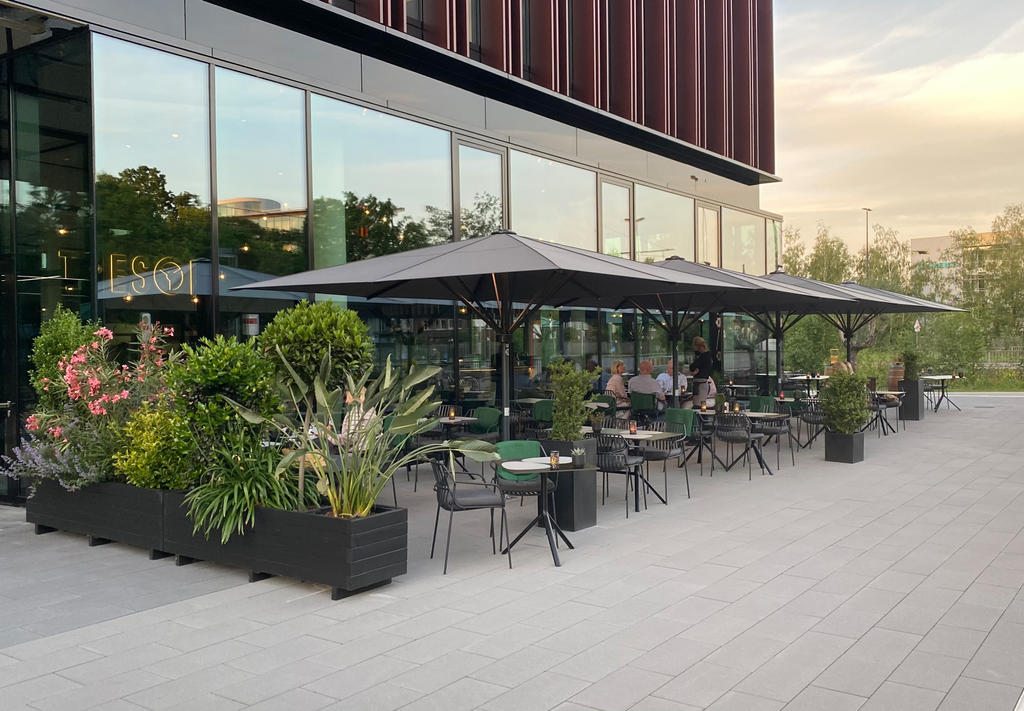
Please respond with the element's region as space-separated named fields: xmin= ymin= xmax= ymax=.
xmin=94 ymin=36 xmax=211 ymax=344
xmin=215 ymin=68 xmax=306 ymax=338
xmin=769 ymin=219 xmax=782 ymax=272
xmin=601 ymin=182 xmax=630 ymax=259
xmin=697 ymin=205 xmax=720 ymax=267
xmin=458 ymin=145 xmax=502 ymax=240
xmin=634 ymin=185 xmax=694 ymax=263
xmin=509 ymin=150 xmax=596 ymax=250
xmin=311 ymin=95 xmax=452 ymax=269
xmin=722 ymin=208 xmax=766 ymax=275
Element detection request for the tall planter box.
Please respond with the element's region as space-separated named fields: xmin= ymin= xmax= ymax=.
xmin=898 ymin=379 xmax=926 ymax=421
xmin=26 ymin=479 xmax=165 ymax=553
xmin=162 ymin=492 xmax=407 ymax=599
xmin=551 ymin=468 xmax=597 ymax=531
xmin=824 ymin=431 xmax=864 ymax=464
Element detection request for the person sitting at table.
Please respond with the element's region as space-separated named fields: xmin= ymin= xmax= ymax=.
xmin=688 ymin=336 xmax=714 ymax=407
xmin=336 ymin=387 xmax=377 ymax=448
xmin=629 ymin=360 xmax=667 ymax=412
xmin=656 ymin=359 xmax=687 ymax=398
xmin=604 ymin=359 xmax=631 ymax=417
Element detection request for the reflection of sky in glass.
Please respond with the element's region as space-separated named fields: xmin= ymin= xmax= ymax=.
xmin=698 ymin=206 xmax=720 ymax=267
xmin=93 ymin=36 xmax=209 ymax=203
xmin=509 ymin=151 xmax=596 ymax=250
xmin=458 ymin=145 xmax=501 ymax=238
xmin=310 ymin=95 xmax=450 ymax=225
xmin=216 ymin=68 xmax=305 ymax=209
xmin=722 ymin=208 xmax=766 ymax=274
xmin=601 ymin=183 xmax=630 ymax=258
xmin=635 ymin=185 xmax=694 ymax=262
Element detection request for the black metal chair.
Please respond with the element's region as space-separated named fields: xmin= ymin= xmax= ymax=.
xmin=629 ymin=392 xmax=659 ymax=427
xmin=596 ymin=434 xmax=644 ymax=517
xmin=798 ymin=400 xmax=826 ymax=449
xmin=752 ymin=402 xmax=795 ymax=469
xmin=429 ymin=458 xmax=510 ymax=574
xmin=712 ymin=412 xmax=765 ymax=480
xmin=641 ymin=420 xmax=689 ymax=501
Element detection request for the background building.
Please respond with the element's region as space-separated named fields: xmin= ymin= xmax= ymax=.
xmin=0 ymin=0 xmax=780 ymax=498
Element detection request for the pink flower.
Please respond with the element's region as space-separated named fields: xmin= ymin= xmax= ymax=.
xmin=91 ymin=341 xmax=99 ymax=349
xmin=47 ymin=426 xmax=63 ymax=439
xmin=87 ymin=401 xmax=107 ymax=416
xmin=163 ymin=326 xmax=174 ymax=337
xmin=25 ymin=415 xmax=40 ymax=432
xmin=93 ymin=327 xmax=114 ymax=341
xmin=120 ymin=390 xmax=130 ymax=399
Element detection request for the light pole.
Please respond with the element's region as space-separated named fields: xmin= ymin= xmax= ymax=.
xmin=862 ymin=207 xmax=872 ymax=281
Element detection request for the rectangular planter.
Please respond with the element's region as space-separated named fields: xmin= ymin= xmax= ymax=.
xmin=26 ymin=479 xmax=165 ymax=553
xmin=824 ymin=431 xmax=864 ymax=464
xmin=162 ymin=492 xmax=407 ymax=599
xmin=551 ymin=467 xmax=597 ymax=532
xmin=898 ymin=379 xmax=926 ymax=421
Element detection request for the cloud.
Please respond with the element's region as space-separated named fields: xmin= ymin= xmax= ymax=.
xmin=764 ymin=4 xmax=1024 ymax=249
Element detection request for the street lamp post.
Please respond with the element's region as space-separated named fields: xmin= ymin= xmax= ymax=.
xmin=862 ymin=207 xmax=872 ymax=281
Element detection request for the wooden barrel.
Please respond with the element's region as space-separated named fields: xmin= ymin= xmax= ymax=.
xmin=887 ymin=361 xmax=905 ymax=390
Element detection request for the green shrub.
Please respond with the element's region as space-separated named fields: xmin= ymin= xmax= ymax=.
xmin=256 ymin=300 xmax=374 ymax=392
xmin=901 ymin=350 xmax=920 ymax=381
xmin=28 ymin=304 xmax=99 ymax=409
xmin=113 ymin=403 xmax=198 ymax=489
xmin=853 ymin=348 xmax=893 ymax=388
xmin=165 ymin=335 xmax=278 ymax=447
xmin=548 ymin=360 xmax=596 ymax=441
xmin=820 ymin=371 xmax=869 ymax=434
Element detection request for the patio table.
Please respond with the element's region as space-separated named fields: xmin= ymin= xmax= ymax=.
xmin=499 ymin=457 xmax=576 ymax=566
xmin=921 ymin=375 xmax=960 ymax=412
xmin=788 ymin=374 xmax=829 ymax=395
xmin=581 ymin=427 xmax=676 ymax=510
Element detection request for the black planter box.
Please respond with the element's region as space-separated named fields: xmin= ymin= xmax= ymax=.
xmin=825 ymin=431 xmax=864 ymax=464
xmin=26 ymin=480 xmax=165 ymax=553
xmin=162 ymin=492 xmax=407 ymax=599
xmin=551 ymin=467 xmax=597 ymax=531
xmin=898 ymin=379 xmax=926 ymax=421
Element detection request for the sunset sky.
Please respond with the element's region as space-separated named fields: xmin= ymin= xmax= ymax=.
xmin=762 ymin=1 xmax=1024 ymax=249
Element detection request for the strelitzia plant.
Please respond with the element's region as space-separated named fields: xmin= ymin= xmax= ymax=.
xmin=229 ymin=348 xmax=497 ymax=518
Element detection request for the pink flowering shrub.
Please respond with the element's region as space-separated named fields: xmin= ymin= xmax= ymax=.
xmin=2 ymin=320 xmax=180 ymax=490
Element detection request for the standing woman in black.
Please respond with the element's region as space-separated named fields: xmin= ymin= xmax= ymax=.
xmin=688 ymin=336 xmax=713 ymax=408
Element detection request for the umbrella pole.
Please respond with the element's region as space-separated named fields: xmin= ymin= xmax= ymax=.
xmin=671 ymin=312 xmax=680 ymax=408
xmin=775 ymin=328 xmax=784 ymax=396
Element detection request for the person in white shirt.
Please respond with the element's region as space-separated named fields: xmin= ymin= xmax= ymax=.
xmin=656 ymin=360 xmax=686 ymax=398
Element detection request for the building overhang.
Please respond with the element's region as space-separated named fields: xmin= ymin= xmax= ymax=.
xmin=206 ymin=0 xmax=781 ymax=187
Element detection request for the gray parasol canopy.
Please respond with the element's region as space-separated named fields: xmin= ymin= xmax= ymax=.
xmin=235 ymin=230 xmax=752 ymax=439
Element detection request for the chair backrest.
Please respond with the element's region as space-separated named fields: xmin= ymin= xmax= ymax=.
xmin=470 ymin=406 xmax=501 ymax=433
xmin=630 ymin=391 xmax=657 ymax=414
xmin=532 ymin=399 xmax=554 ymax=423
xmin=495 ymin=439 xmax=543 ymax=480
xmin=591 ymin=394 xmax=617 ymax=411
xmin=596 ymin=433 xmax=632 ymax=473
xmin=665 ymin=407 xmax=694 ymax=435
xmin=749 ymin=396 xmax=774 ymax=413
xmin=715 ymin=412 xmax=751 ymax=438
xmin=430 ymin=458 xmax=455 ymax=510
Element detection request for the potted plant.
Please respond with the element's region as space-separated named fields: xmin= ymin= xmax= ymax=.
xmin=898 ymin=349 xmax=925 ymax=421
xmin=819 ymin=371 xmax=869 ymax=463
xmin=588 ymin=410 xmax=604 ymax=434
xmin=539 ymin=359 xmax=598 ymax=532
xmin=174 ymin=351 xmax=497 ymax=598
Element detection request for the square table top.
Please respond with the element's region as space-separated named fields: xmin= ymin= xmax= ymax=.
xmin=515 ymin=398 xmax=545 ymax=405
xmin=580 ymin=426 xmax=678 ymax=441
xmin=440 ymin=416 xmax=478 ymax=424
xmin=920 ymin=374 xmax=955 ymax=381
xmin=788 ymin=375 xmax=830 ymax=381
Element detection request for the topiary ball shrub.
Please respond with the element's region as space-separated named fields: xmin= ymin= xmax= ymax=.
xmin=113 ymin=403 xmax=198 ymax=489
xmin=257 ymin=300 xmax=375 ymax=391
xmin=820 ymin=371 xmax=869 ymax=435
xmin=166 ymin=335 xmax=279 ymax=446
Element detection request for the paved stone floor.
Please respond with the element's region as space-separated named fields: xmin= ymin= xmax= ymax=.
xmin=2 ymin=393 xmax=1024 ymax=710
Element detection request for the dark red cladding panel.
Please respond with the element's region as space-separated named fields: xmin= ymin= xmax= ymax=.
xmin=754 ymin=0 xmax=775 ymax=173
xmin=731 ymin=0 xmax=754 ymax=166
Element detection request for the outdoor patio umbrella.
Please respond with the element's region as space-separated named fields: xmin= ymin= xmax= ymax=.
xmin=763 ymin=271 xmax=964 ymax=361
xmin=633 ymin=258 xmax=857 ymax=400
xmin=233 ymin=230 xmax=751 ymax=439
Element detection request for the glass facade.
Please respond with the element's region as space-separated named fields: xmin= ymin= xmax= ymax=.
xmin=722 ymin=208 xmax=766 ymax=275
xmin=634 ymin=185 xmax=694 ymax=263
xmin=0 ymin=25 xmax=778 ymax=494
xmin=509 ymin=150 xmax=596 ymax=250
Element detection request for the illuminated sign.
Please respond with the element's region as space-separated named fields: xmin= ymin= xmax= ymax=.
xmin=107 ymin=253 xmax=195 ymax=296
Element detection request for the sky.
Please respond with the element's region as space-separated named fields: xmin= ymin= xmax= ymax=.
xmin=762 ymin=0 xmax=1024 ymax=250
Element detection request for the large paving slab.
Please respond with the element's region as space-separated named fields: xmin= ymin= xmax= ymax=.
xmin=1 ymin=393 xmax=1024 ymax=709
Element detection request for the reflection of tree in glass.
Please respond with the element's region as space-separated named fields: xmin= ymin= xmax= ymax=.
xmin=315 ymin=192 xmax=441 ymax=264
xmin=425 ymin=191 xmax=501 ymax=240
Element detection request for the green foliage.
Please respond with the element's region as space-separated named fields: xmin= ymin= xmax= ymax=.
xmin=548 ymin=359 xmax=596 ymax=441
xmin=166 ymin=335 xmax=278 ymax=449
xmin=820 ymin=371 xmax=869 ymax=435
xmin=949 ymin=368 xmax=1024 ymax=392
xmin=184 ymin=425 xmax=320 ymax=544
xmin=854 ymin=348 xmax=893 ymax=388
xmin=113 ymin=403 xmax=198 ymax=490
xmin=228 ymin=352 xmax=497 ymax=518
xmin=901 ymin=350 xmax=920 ymax=381
xmin=257 ymin=300 xmax=374 ymax=395
xmin=28 ymin=304 xmax=98 ymax=409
